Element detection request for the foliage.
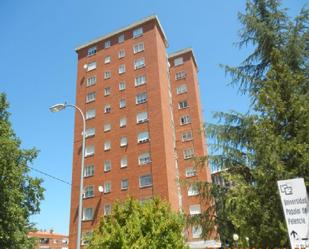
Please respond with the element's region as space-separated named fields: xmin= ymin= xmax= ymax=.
xmin=0 ymin=93 xmax=44 ymax=249
xmin=183 ymin=158 xmax=218 ymax=240
xmin=86 ymin=197 xmax=188 ymax=249
xmin=193 ymin=0 xmax=308 ymax=247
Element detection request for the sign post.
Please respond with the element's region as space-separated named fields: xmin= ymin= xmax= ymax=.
xmin=277 ymin=178 xmax=309 ymax=249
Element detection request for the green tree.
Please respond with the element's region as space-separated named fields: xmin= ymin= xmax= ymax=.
xmin=0 ymin=93 xmax=44 ymax=249
xmin=192 ymin=0 xmax=308 ymax=247
xmin=86 ymin=198 xmax=188 ymax=249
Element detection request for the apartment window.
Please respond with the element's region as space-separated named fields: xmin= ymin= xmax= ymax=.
xmin=136 ymin=92 xmax=147 ymax=104
xmin=119 ymin=99 xmax=126 ymax=109
xmin=134 ymin=58 xmax=145 ymax=69
xmin=180 ymin=115 xmax=191 ymax=125
xmin=104 ymin=204 xmax=112 ymax=216
xmin=104 ymin=56 xmax=111 ymax=64
xmin=192 ymin=226 xmax=202 ymax=239
xmin=119 ymin=82 xmax=126 ymax=91
xmin=133 ymin=42 xmax=144 ymax=54
xmin=83 ymin=186 xmax=94 ymax=198
xmin=87 ymin=62 xmax=96 ymax=71
xmin=120 ymin=117 xmax=127 ymax=127
xmin=118 ymin=34 xmax=125 ymax=43
xmin=139 ymin=174 xmax=152 ymax=188
xmin=104 ymin=40 xmax=111 ymax=48
xmin=174 ymin=57 xmax=184 ymax=66
xmin=85 ymin=145 xmax=94 ymax=157
xmin=135 ymin=75 xmax=146 ymax=86
xmin=104 ymin=71 xmax=111 ymax=79
xmin=104 ymin=87 xmax=111 ymax=96
xmin=87 ymin=46 xmax=96 ymax=56
xmin=182 ymin=131 xmax=193 ymax=141
xmin=188 ymin=185 xmax=199 ymax=196
xmin=120 ymin=156 xmax=127 ymax=168
xmin=138 ymin=152 xmax=151 ymax=165
xmin=104 ymin=182 xmax=111 ymax=193
xmin=40 ymin=238 xmax=49 ymax=244
xmin=118 ymin=49 xmax=125 ymax=58
xmin=81 ymin=231 xmax=92 ymax=245
xmin=120 ymin=137 xmax=128 ymax=147
xmin=104 ymin=141 xmax=111 ymax=151
xmin=41 ymin=238 xmax=50 ymax=245
xmin=189 ymin=204 xmax=201 ymax=215
xmin=176 ymin=84 xmax=188 ymax=94
xmin=86 ymin=76 xmax=96 ymax=87
xmin=104 ymin=123 xmax=111 ymax=132
xmin=136 ymin=111 xmax=148 ymax=123
xmin=84 ymin=165 xmax=94 ymax=177
xmin=82 ymin=207 xmax=93 ymax=221
xmin=86 ymin=109 xmax=96 ymax=120
xmin=104 ymin=160 xmax=111 ymax=172
xmin=185 ymin=167 xmax=197 ymax=177
xmin=118 ymin=64 xmax=126 ymax=74
xmin=104 ymin=104 xmax=111 ymax=113
xmin=133 ymin=27 xmax=143 ymax=38
xmin=137 ymin=131 xmax=149 ymax=143
xmin=121 ymin=179 xmax=128 ymax=190
xmin=86 ymin=92 xmax=96 ymax=103
xmin=175 ymin=71 xmax=186 ymax=80
xmin=178 ymin=100 xmax=188 ymax=109
xmin=183 ymin=148 xmax=194 ymax=159
xmin=85 ymin=128 xmax=95 ymax=138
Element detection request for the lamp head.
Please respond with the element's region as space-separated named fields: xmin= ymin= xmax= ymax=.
xmin=49 ymin=103 xmax=66 ymax=113
xmin=98 ymin=186 xmax=104 ymax=193
xmin=233 ymin=233 xmax=239 ymax=241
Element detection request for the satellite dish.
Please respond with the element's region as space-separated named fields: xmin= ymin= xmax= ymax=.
xmin=83 ymin=64 xmax=88 ymax=69
xmin=98 ymin=186 xmax=104 ymax=193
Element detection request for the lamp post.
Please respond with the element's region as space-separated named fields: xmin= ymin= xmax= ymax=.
xmin=245 ymin=237 xmax=250 ymax=248
xmin=50 ymin=103 xmax=86 ymax=249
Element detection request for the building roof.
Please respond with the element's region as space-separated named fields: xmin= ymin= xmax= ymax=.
xmin=75 ymin=15 xmax=168 ymax=52
xmin=168 ymin=48 xmax=198 ymax=69
xmin=28 ymin=231 xmax=68 ymax=239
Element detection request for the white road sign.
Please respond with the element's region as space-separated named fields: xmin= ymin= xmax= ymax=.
xmin=277 ymin=178 xmax=309 ymax=249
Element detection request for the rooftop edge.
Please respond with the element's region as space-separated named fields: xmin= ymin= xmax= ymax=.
xmin=75 ymin=15 xmax=168 ymax=52
xmin=168 ymin=48 xmax=198 ymax=69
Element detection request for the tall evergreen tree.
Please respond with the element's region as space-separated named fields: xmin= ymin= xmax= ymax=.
xmin=191 ymin=0 xmax=308 ymax=247
xmin=0 ymin=93 xmax=44 ymax=249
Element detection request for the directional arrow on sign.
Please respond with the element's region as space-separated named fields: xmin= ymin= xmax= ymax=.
xmin=290 ymin=230 xmax=298 ymax=239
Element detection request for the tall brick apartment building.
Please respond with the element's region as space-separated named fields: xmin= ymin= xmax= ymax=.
xmin=69 ymin=15 xmax=216 ymax=249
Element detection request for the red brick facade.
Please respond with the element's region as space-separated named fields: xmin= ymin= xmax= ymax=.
xmin=69 ymin=16 xmax=214 ymax=249
xmin=29 ymin=230 xmax=68 ymax=249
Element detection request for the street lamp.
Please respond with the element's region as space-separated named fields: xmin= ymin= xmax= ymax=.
xmin=98 ymin=186 xmax=104 ymax=193
xmin=245 ymin=237 xmax=250 ymax=247
xmin=49 ymin=103 xmax=66 ymax=113
xmin=233 ymin=233 xmax=239 ymax=248
xmin=50 ymin=102 xmax=86 ymax=249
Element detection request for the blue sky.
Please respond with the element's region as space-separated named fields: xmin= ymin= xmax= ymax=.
xmin=0 ymin=0 xmax=306 ymax=235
